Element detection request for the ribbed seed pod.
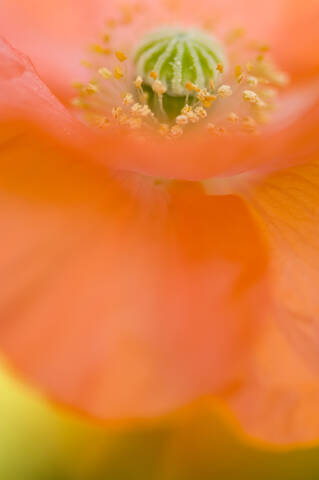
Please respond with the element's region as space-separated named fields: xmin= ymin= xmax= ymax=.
xmin=134 ymin=27 xmax=227 ymax=97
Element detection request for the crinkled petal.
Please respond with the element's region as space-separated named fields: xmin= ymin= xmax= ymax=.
xmin=225 ymin=321 xmax=319 ymax=445
xmin=223 ymin=157 xmax=319 ymax=444
xmin=88 ymin=82 xmax=319 ymax=180
xmin=0 ymin=35 xmax=269 ymax=418
xmin=0 ymin=36 xmax=80 ymax=140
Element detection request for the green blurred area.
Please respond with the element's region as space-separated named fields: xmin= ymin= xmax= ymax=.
xmin=1 ymin=365 xmax=319 ymax=480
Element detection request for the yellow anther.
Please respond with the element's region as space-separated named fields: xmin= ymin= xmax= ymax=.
xmin=116 ymin=51 xmax=127 ymax=62
xmin=140 ymin=105 xmax=153 ymax=117
xmin=216 ymin=63 xmax=224 ymax=73
xmin=98 ymin=67 xmax=112 ymax=79
xmin=197 ymin=88 xmax=208 ymax=102
xmin=90 ymin=44 xmax=112 ymax=55
xmin=159 ymin=124 xmax=170 ymax=136
xmin=122 ymin=93 xmax=134 ymax=105
xmin=185 ymin=82 xmax=201 ymax=93
xmin=71 ymin=81 xmax=84 ymax=90
xmin=84 ymin=82 xmax=99 ymax=95
xmin=114 ymin=66 xmax=124 ymax=79
xmin=181 ymin=104 xmax=193 ymax=115
xmin=235 ymin=65 xmax=242 ymax=78
xmin=150 ymin=71 xmax=158 ymax=80
xmin=226 ymin=27 xmax=245 ymax=44
xmin=120 ymin=5 xmax=134 ymax=24
xmin=204 ymin=98 xmax=216 ymax=108
xmin=187 ymin=111 xmax=200 ymax=123
xmin=227 ymin=112 xmax=239 ymax=123
xmin=152 ymin=80 xmax=167 ymax=95
xmin=171 ymin=125 xmax=184 ymax=137
xmin=209 ymin=78 xmax=215 ymax=91
xmin=102 ymin=33 xmax=110 ymax=43
xmin=242 ymin=116 xmax=256 ymax=133
xmin=208 ymin=124 xmax=225 ymax=135
xmin=246 ymin=75 xmax=258 ymax=87
xmin=198 ymin=88 xmax=217 ymax=108
xmin=235 ymin=65 xmax=245 ymax=83
xmin=194 ymin=106 xmax=208 ymax=119
xmin=243 ymin=90 xmax=259 ymax=104
xmin=88 ymin=114 xmax=110 ymax=128
xmin=131 ymin=103 xmax=141 ymax=114
xmin=259 ymin=44 xmax=270 ymax=53
xmin=81 ymin=60 xmax=93 ymax=69
xmin=134 ymin=76 xmax=143 ymax=89
xmin=243 ymin=90 xmax=266 ymax=108
xmin=246 ymin=62 xmax=253 ymax=73
xmin=218 ymin=85 xmax=233 ymax=97
xmin=131 ymin=103 xmax=153 ymax=117
xmin=112 ymin=107 xmax=123 ymax=120
xmin=176 ymin=115 xmax=189 ymax=126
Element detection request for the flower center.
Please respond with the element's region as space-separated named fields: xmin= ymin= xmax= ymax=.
xmin=133 ymin=27 xmax=226 ymax=120
xmin=71 ymin=9 xmax=289 ymax=140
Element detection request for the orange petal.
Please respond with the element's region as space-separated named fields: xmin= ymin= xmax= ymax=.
xmin=223 ymin=157 xmax=319 ymax=444
xmin=273 ymin=0 xmax=319 ymax=81
xmin=0 ymin=0 xmax=318 ymax=95
xmin=0 ymin=124 xmax=270 ymax=419
xmin=0 ymin=31 xmax=271 ymax=420
xmin=87 ymin=82 xmax=319 ymax=180
xmin=0 ymin=36 xmax=80 ymax=140
xmin=4 ymin=34 xmax=319 ymax=184
xmin=225 ymin=321 xmax=319 ymax=445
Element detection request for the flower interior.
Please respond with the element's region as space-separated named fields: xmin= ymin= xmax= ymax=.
xmin=72 ymin=4 xmax=290 ymax=140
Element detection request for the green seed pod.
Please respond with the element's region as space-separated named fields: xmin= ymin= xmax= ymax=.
xmin=134 ymin=27 xmax=227 ymax=119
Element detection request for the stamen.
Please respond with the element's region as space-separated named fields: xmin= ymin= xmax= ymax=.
xmin=115 ymin=51 xmax=127 ymax=62
xmin=114 ymin=66 xmax=124 ymax=79
xmin=134 ymin=76 xmax=143 ymax=89
xmin=122 ymin=93 xmax=134 ymax=105
xmin=84 ymin=83 xmax=99 ymax=95
xmin=194 ymin=106 xmax=208 ymax=119
xmin=227 ymin=112 xmax=239 ymax=123
xmin=152 ymin=80 xmax=167 ymax=95
xmin=90 ymin=44 xmax=112 ymax=55
xmin=242 ymin=116 xmax=257 ymax=133
xmin=246 ymin=75 xmax=258 ymax=87
xmin=98 ymin=67 xmax=112 ymax=79
xmin=71 ymin=12 xmax=289 ymax=141
xmin=171 ymin=125 xmax=184 ymax=137
xmin=242 ymin=90 xmax=265 ymax=107
xmin=218 ymin=85 xmax=233 ymax=97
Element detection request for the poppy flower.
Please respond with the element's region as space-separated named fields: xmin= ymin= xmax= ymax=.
xmin=0 ymin=0 xmax=319 ymax=446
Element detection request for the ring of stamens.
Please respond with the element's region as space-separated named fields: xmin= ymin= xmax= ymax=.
xmin=71 ymin=14 xmax=289 ymax=141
